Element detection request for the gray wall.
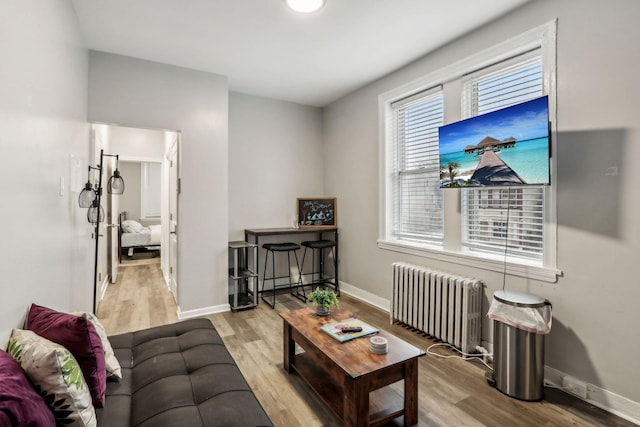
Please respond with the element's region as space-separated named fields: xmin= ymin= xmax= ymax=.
xmin=0 ymin=0 xmax=91 ymax=346
xmin=323 ymin=0 xmax=640 ymax=405
xmin=88 ymin=51 xmax=229 ymax=314
xmin=119 ymin=162 xmax=142 ymax=221
xmin=228 ymin=92 xmax=325 ymax=240
xmin=118 ymin=162 xmax=162 ymax=226
xmin=228 ymin=93 xmax=326 ymax=283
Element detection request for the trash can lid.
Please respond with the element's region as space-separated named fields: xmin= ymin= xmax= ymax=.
xmin=494 ymin=290 xmax=547 ymax=308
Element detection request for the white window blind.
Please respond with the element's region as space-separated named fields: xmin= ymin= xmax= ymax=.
xmin=462 ymin=53 xmax=546 ymax=261
xmin=463 ymin=187 xmax=544 ymax=258
xmin=463 ymin=54 xmax=543 ymax=116
xmin=141 ymin=162 xmax=161 ymax=218
xmin=392 ymin=89 xmax=444 ymax=243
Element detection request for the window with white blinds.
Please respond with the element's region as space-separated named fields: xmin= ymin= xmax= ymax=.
xmin=461 ymin=53 xmax=546 ymax=261
xmin=380 ymin=21 xmax=557 ymax=278
xmin=391 ymin=89 xmax=444 ymax=244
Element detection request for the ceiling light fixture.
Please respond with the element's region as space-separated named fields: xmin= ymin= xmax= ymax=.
xmin=285 ymin=0 xmax=326 ymax=14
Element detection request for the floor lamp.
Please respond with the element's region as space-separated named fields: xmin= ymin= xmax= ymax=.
xmin=78 ymin=149 xmax=125 ymax=313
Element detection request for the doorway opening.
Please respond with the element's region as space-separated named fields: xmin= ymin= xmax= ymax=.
xmin=91 ymin=123 xmax=181 ymax=313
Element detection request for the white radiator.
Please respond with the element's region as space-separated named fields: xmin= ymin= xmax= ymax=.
xmin=391 ymin=262 xmax=482 ymax=354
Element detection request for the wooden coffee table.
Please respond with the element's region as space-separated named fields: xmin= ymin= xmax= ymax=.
xmin=280 ymin=308 xmax=425 ymax=426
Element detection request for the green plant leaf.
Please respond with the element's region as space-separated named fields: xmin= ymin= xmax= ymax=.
xmin=307 ymin=287 xmax=339 ymax=310
xmin=7 ymin=338 xmax=23 ymax=362
xmin=60 ymin=351 xmax=85 ymax=390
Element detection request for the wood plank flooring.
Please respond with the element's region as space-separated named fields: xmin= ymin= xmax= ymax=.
xmin=96 ymin=259 xmax=178 ymax=335
xmin=97 ymin=265 xmax=635 ymax=427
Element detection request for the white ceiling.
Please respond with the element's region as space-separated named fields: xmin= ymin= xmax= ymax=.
xmin=71 ymin=0 xmax=529 ymax=107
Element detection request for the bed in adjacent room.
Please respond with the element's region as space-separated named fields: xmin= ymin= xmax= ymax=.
xmin=118 ymin=213 xmax=161 ymax=261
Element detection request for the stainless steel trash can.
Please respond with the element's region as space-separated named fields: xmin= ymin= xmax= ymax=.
xmin=492 ymin=290 xmax=548 ymax=401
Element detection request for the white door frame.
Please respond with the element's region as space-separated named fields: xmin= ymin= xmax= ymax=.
xmin=166 ymin=134 xmax=181 ymax=303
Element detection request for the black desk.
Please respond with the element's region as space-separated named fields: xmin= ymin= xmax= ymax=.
xmin=244 ymin=227 xmax=339 ymax=299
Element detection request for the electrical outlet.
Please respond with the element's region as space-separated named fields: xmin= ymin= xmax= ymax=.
xmin=562 ymin=376 xmax=588 ymax=399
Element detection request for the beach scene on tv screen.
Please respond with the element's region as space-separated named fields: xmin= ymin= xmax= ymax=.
xmin=438 ymin=96 xmax=550 ymax=188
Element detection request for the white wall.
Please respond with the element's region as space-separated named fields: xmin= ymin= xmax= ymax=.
xmin=323 ymin=0 xmax=640 ymax=409
xmin=109 ymin=125 xmax=166 ymax=161
xmin=228 ymin=92 xmax=325 ymax=240
xmin=0 ymin=0 xmax=90 ymax=346
xmin=88 ymin=52 xmax=229 ymax=315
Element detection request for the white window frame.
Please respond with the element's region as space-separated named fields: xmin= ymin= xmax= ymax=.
xmin=391 ymin=87 xmax=445 ymax=245
xmin=461 ymin=52 xmax=546 ymax=263
xmin=378 ymin=20 xmax=561 ymax=282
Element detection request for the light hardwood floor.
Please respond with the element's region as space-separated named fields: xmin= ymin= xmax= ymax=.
xmin=97 ymin=258 xmax=178 ymax=335
xmin=97 ymin=263 xmax=635 ymax=427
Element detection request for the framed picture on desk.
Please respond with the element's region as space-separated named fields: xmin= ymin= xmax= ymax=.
xmin=297 ymin=198 xmax=337 ymax=229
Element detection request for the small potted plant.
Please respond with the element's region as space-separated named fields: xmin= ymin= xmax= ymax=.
xmin=307 ymin=287 xmax=339 ymax=316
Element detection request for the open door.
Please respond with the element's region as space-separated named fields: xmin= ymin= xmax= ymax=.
xmin=167 ymin=136 xmax=180 ymax=303
xmin=108 ymin=182 xmax=120 ymax=283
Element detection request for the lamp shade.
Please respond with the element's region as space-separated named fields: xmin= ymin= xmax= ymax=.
xmin=87 ymin=201 xmax=105 ymax=224
xmin=78 ymin=182 xmax=96 ymax=208
xmin=108 ymin=169 xmax=125 ymax=194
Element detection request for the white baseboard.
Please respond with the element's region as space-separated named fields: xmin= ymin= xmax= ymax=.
xmin=544 ymin=366 xmax=640 ymax=425
xmin=339 ymin=280 xmax=390 ymax=313
xmin=343 ymin=281 xmax=640 ymax=425
xmin=177 ymin=303 xmax=230 ymax=320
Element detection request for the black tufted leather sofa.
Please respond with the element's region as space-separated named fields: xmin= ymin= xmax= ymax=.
xmin=96 ymin=318 xmax=273 ymax=426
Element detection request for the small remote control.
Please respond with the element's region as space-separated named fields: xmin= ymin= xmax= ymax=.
xmin=341 ymin=326 xmax=363 ymax=333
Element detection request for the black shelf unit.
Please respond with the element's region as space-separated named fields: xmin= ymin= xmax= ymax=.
xmin=228 ymin=241 xmax=259 ymax=311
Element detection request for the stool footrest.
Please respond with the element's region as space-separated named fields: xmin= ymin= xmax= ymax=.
xmin=261 ymin=243 xmax=304 ymax=309
xmin=299 ymin=240 xmax=339 ymax=297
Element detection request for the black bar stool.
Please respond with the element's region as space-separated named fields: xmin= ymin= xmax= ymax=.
xmin=299 ymin=239 xmax=339 ymax=295
xmin=261 ymin=242 xmax=305 ymax=309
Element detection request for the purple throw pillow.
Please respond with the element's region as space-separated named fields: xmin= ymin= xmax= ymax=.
xmin=26 ymin=304 xmax=106 ymax=408
xmin=0 ymin=350 xmax=56 ymax=427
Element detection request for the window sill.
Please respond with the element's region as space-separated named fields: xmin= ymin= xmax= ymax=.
xmin=377 ymin=239 xmax=561 ymax=283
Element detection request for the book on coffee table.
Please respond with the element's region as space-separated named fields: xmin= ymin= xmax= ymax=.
xmin=320 ymin=318 xmax=379 ymax=342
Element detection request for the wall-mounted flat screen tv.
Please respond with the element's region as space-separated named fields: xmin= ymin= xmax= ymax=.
xmin=438 ymin=95 xmax=550 ymax=188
